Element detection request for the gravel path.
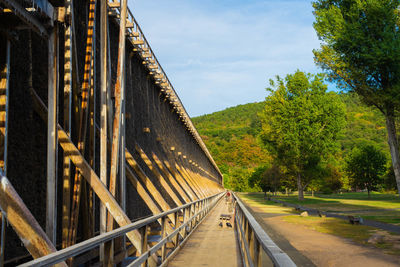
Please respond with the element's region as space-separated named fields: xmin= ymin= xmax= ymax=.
xmin=242 ymin=198 xmax=400 ymax=267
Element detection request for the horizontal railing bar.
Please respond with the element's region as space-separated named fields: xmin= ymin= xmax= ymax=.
xmin=233 ymin=193 xmax=297 ymax=267
xmin=19 ymin=192 xmax=224 ymax=267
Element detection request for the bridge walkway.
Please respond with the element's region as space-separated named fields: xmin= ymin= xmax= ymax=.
xmin=168 ymin=199 xmax=242 ymax=267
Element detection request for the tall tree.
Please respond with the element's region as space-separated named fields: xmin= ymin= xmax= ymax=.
xmin=313 ymin=0 xmax=400 ymax=195
xmin=346 ymin=145 xmax=387 ymax=198
xmin=260 ymin=71 xmax=345 ymax=200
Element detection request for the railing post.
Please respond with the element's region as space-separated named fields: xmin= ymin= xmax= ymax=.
xmin=253 ymin=234 xmax=261 ymax=267
xmin=140 ymin=225 xmax=149 ymax=267
xmin=249 ymin=227 xmax=255 ymax=263
xmin=174 ymin=211 xmax=179 ymax=246
xmin=161 ymin=216 xmax=167 ymax=262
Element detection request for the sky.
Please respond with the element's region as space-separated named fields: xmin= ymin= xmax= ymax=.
xmin=130 ymin=0 xmax=323 ymax=117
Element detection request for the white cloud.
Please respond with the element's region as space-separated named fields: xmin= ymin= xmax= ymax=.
xmin=130 ymin=0 xmax=322 ymax=116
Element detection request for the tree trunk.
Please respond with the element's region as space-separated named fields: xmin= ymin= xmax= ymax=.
xmin=385 ymin=113 xmax=400 ymax=196
xmin=297 ymin=173 xmax=304 ymax=200
xmin=285 ymin=188 xmax=288 ymax=196
xmin=312 ymin=190 xmax=314 ymax=197
xmin=367 ymin=188 xmax=370 ymax=199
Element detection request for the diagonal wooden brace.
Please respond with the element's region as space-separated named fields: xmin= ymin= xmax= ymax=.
xmin=0 ymin=176 xmax=67 ymax=267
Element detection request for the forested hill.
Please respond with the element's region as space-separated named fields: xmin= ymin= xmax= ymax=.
xmin=192 ymin=93 xmax=390 ymax=191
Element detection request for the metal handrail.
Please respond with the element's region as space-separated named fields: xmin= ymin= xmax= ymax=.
xmin=19 ymin=192 xmax=225 ymax=267
xmin=233 ymin=193 xmax=296 ymax=267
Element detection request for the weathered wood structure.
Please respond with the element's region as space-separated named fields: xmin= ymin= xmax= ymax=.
xmin=0 ymin=0 xmax=223 ymax=265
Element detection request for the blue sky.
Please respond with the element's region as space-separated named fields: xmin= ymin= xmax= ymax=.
xmin=130 ymin=0 xmax=323 ymax=117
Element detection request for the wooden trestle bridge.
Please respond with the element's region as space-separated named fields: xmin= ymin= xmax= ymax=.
xmin=0 ymin=0 xmax=296 ymax=266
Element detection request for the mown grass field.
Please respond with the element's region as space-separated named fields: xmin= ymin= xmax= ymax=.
xmin=239 ymin=192 xmax=400 ymax=255
xmin=272 ymin=192 xmax=400 ymax=224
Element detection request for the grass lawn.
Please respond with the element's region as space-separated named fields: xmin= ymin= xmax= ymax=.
xmin=238 ymin=192 xmax=400 ymax=255
xmin=267 ymin=191 xmax=400 ymax=224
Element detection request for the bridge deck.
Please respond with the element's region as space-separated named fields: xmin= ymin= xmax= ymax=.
xmin=168 ymin=199 xmax=242 ymax=267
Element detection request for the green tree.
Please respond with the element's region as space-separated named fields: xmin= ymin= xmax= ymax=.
xmin=260 ymin=71 xmax=346 ymax=200
xmin=346 ymin=145 xmax=387 ymax=198
xmin=313 ymin=0 xmax=400 ymax=195
xmin=249 ymin=165 xmax=282 ymax=196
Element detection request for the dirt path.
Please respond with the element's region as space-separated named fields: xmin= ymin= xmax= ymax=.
xmin=243 ymin=200 xmax=400 ymax=267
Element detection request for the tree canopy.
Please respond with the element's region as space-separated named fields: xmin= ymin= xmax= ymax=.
xmin=259 ymin=71 xmax=346 ymax=200
xmin=313 ymin=0 xmax=400 ymax=195
xmin=346 ymin=145 xmax=387 ymax=197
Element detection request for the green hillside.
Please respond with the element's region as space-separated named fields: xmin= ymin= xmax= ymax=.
xmin=193 ymin=93 xmax=392 ymax=192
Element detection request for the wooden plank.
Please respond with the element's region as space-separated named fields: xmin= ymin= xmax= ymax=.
xmin=151 ymin=152 xmax=192 ymax=203
xmin=0 ymin=176 xmax=67 ymax=267
xmin=135 ymin=143 xmax=183 ymax=207
xmin=46 ymin=24 xmax=58 ymax=245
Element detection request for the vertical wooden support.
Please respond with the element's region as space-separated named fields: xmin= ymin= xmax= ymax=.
xmin=68 ymin=0 xmax=96 ymax=247
xmin=90 ymin=0 xmax=97 ymax=232
xmin=62 ymin=0 xmax=73 ymax=250
xmin=100 ymin=0 xmax=108 ymax=263
xmin=0 ymin=38 xmax=10 ymax=267
xmin=107 ymin=0 xmax=128 ymax=230
xmin=47 ymin=24 xmax=58 ymax=245
xmin=106 ymin=0 xmax=128 ymax=263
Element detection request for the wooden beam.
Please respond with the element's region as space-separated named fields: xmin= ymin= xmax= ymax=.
xmin=125 ymin=156 xmax=175 ymax=235
xmin=47 ymin=23 xmax=58 ymax=245
xmin=164 ymin=160 xmax=199 ymax=200
xmin=135 ymin=143 xmax=183 ymax=207
xmin=68 ymin=0 xmax=97 ymax=247
xmin=106 ymin=0 xmax=128 ymax=263
xmin=30 ymin=88 xmax=158 ymax=266
xmin=124 ymin=149 xmax=176 ymax=225
xmin=100 ymin=0 xmax=108 ymax=262
xmin=151 ymin=152 xmax=192 ymax=203
xmin=175 ymin=162 xmax=206 ymax=198
xmin=0 ymin=176 xmax=67 ymax=267
xmin=58 ymin=128 xmax=145 ymax=251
